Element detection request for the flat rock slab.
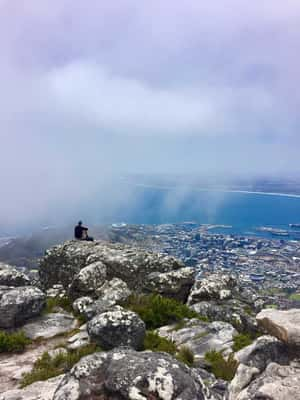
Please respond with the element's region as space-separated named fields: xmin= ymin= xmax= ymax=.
xmin=67 ymin=324 xmax=90 ymax=350
xmin=256 ymin=308 xmax=300 ymax=346
xmin=22 ymin=313 xmax=78 ymax=340
xmin=157 ymin=318 xmax=237 ymax=360
xmin=0 ymin=375 xmax=63 ymax=400
xmin=0 ymin=337 xmax=66 ymax=392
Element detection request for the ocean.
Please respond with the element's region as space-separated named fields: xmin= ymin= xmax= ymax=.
xmin=108 ymin=184 xmax=300 ymax=240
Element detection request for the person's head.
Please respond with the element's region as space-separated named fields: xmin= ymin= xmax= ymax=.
xmin=78 ymin=221 xmax=82 ymax=226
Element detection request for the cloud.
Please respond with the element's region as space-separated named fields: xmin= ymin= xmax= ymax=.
xmin=0 ymin=0 xmax=300 ymax=232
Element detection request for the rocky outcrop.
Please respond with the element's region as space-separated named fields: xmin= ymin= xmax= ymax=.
xmin=233 ymin=362 xmax=300 ymax=400
xmin=234 ymin=335 xmax=290 ymax=371
xmin=0 ymin=286 xmax=46 ymax=328
xmin=22 ymin=312 xmax=77 ymax=340
xmin=0 ymin=375 xmax=63 ymax=400
xmin=229 ymin=335 xmax=294 ymax=400
xmin=256 ymin=308 xmax=300 ymax=346
xmin=157 ymin=318 xmax=237 ymax=360
xmin=95 ymin=277 xmax=132 ymax=303
xmin=73 ymin=296 xmax=117 ymax=320
xmin=87 ymin=306 xmax=145 ymax=350
xmin=68 ymin=261 xmax=107 ymax=299
xmin=188 ymin=274 xmax=259 ymax=333
xmin=144 ymin=267 xmax=195 ymax=302
xmin=190 ymin=299 xmax=257 ymax=333
xmin=0 ymin=262 xmax=30 ymax=287
xmin=188 ymin=274 xmax=237 ymax=303
xmin=53 ymin=348 xmax=211 ymax=400
xmin=39 ymin=241 xmax=191 ymax=301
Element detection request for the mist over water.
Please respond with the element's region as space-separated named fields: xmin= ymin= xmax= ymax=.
xmin=3 ymin=181 xmax=300 ymax=239
xmin=1 ymin=1 xmax=300 ymax=236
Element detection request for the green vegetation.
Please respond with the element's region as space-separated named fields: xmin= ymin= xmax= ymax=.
xmin=125 ymin=294 xmax=204 ymax=329
xmin=265 ymin=304 xmax=278 ymax=309
xmin=44 ymin=296 xmax=73 ymax=314
xmin=144 ymin=331 xmax=177 ymax=354
xmin=205 ymin=350 xmax=238 ymax=381
xmin=259 ymin=287 xmax=285 ymax=297
xmin=20 ymin=344 xmax=100 ymax=387
xmin=0 ymin=330 xmax=31 ymax=353
xmin=232 ymin=333 xmax=253 ymax=352
xmin=289 ymin=293 xmax=300 ymax=302
xmin=176 ymin=345 xmax=194 ymax=367
xmin=143 ymin=331 xmax=194 ymax=367
xmin=244 ymin=305 xmax=254 ymax=316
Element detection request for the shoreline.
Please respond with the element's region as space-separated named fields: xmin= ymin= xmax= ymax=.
xmin=132 ymin=183 xmax=300 ymax=199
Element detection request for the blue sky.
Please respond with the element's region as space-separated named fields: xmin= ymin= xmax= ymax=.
xmin=1 ymin=0 xmax=300 ymax=230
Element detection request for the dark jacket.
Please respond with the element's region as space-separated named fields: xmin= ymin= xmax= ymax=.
xmin=74 ymin=225 xmax=88 ymax=239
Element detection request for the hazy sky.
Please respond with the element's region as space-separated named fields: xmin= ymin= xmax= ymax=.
xmin=1 ymin=0 xmax=300 ymax=231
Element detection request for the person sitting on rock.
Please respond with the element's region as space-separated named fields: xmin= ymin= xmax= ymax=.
xmin=74 ymin=221 xmax=94 ymax=241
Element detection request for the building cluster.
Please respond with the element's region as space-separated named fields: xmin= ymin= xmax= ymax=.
xmin=110 ymin=222 xmax=300 ymax=306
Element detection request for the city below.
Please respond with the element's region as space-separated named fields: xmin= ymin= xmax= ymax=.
xmin=109 ymin=222 xmax=300 ymax=309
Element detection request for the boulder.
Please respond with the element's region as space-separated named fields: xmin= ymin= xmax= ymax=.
xmin=234 ymin=362 xmax=300 ymax=400
xmin=157 ymin=318 xmax=237 ymax=360
xmin=87 ymin=306 xmax=145 ymax=350
xmin=39 ymin=241 xmax=186 ymax=293
xmin=190 ymin=299 xmax=257 ymax=333
xmin=229 ymin=364 xmax=260 ymax=400
xmin=53 ymin=348 xmax=211 ymax=400
xmin=0 ymin=286 xmax=45 ymax=328
xmin=256 ymin=308 xmax=300 ymax=346
xmin=95 ymin=277 xmax=132 ymax=304
xmin=73 ymin=296 xmax=115 ymax=320
xmin=0 ymin=375 xmax=63 ymax=400
xmin=234 ymin=335 xmax=290 ymax=372
xmin=144 ymin=267 xmax=195 ymax=302
xmin=68 ymin=261 xmax=107 ymax=299
xmin=187 ymin=274 xmax=238 ymax=304
xmin=229 ymin=336 xmax=293 ymax=400
xmin=0 ymin=263 xmax=30 ymax=287
xmin=193 ymin=367 xmax=228 ymax=399
xmin=22 ymin=312 xmax=77 ymax=340
xmin=72 ymin=296 xmax=93 ymax=315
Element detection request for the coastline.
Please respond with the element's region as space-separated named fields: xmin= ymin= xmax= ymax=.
xmin=131 ymin=183 xmax=300 ymax=199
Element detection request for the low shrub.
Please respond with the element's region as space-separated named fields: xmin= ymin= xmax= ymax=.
xmin=204 ymin=350 xmax=238 ymax=381
xmin=176 ymin=345 xmax=194 ymax=367
xmin=0 ymin=330 xmax=31 ymax=353
xmin=125 ymin=294 xmax=200 ymax=329
xmin=144 ymin=331 xmax=177 ymax=354
xmin=44 ymin=296 xmax=73 ymax=314
xmin=20 ymin=343 xmax=100 ymax=387
xmin=232 ymin=333 xmax=253 ymax=352
xmin=289 ymin=293 xmax=300 ymax=302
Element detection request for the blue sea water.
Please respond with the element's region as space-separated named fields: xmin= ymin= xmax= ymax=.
xmin=107 ymin=185 xmax=300 ymax=240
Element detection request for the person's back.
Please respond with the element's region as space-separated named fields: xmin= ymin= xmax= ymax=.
xmin=74 ymin=221 xmax=84 ymax=239
xmin=74 ymin=221 xmax=94 ymax=241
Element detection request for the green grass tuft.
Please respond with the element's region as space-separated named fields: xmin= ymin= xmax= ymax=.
xmin=176 ymin=345 xmax=194 ymax=367
xmin=44 ymin=296 xmax=73 ymax=314
xmin=232 ymin=333 xmax=253 ymax=352
xmin=0 ymin=330 xmax=31 ymax=353
xmin=20 ymin=343 xmax=100 ymax=387
xmin=205 ymin=350 xmax=238 ymax=381
xmin=289 ymin=293 xmax=300 ymax=302
xmin=125 ymin=294 xmax=202 ymax=329
xmin=144 ymin=331 xmax=177 ymax=354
